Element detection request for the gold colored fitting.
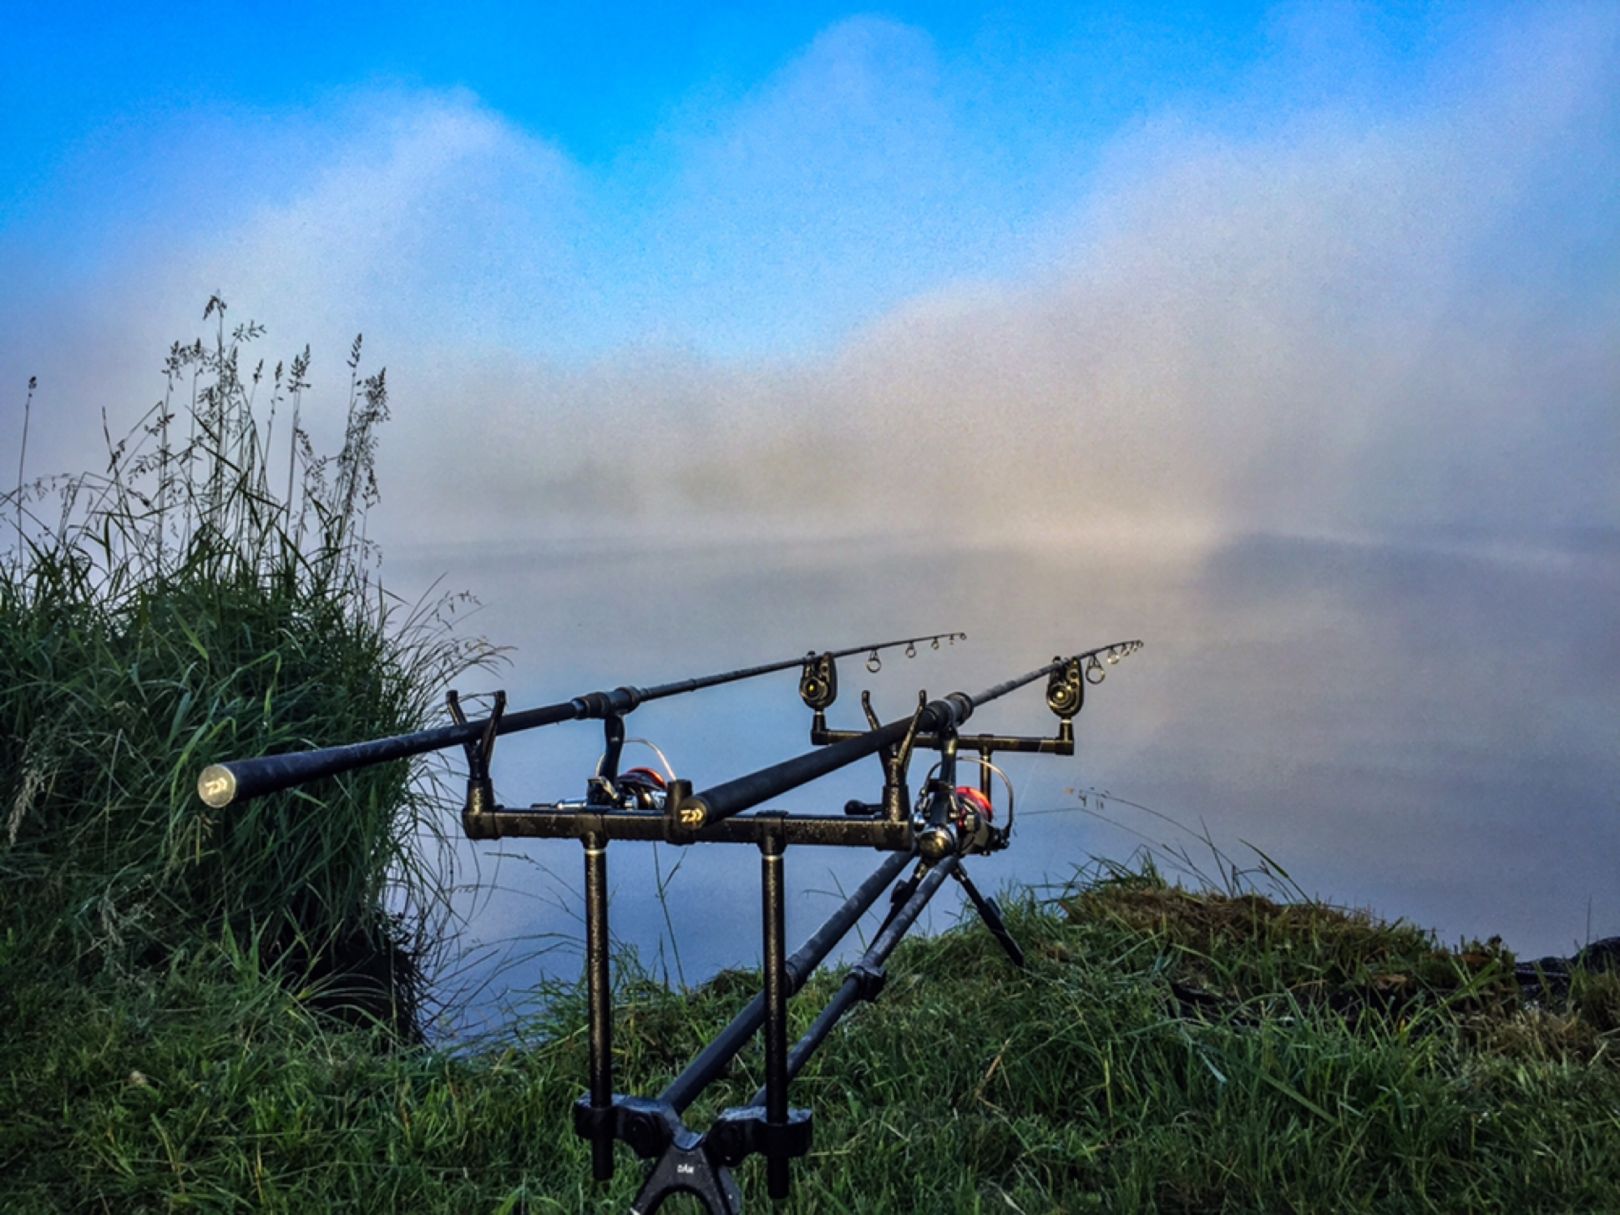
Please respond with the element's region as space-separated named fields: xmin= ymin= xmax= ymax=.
xmin=197 ymin=765 xmax=236 ymax=809
xmin=678 ymin=804 xmax=707 ymax=829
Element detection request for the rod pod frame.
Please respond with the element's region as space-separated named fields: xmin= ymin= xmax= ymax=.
xmin=197 ymin=635 xmax=1142 ymax=1211
xmin=495 ymin=643 xmax=1140 ymax=1211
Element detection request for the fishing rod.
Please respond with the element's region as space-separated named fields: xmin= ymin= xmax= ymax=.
xmin=195 ymin=631 xmax=965 ymax=808
xmin=666 ymin=639 xmax=1145 ymax=834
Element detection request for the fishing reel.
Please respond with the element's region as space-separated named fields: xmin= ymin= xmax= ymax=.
xmin=950 ymin=785 xmax=997 ymax=853
xmin=913 ymin=755 xmax=1015 ymax=859
xmin=585 ymin=732 xmax=679 ymax=812
xmin=610 ymin=766 xmax=668 ymax=811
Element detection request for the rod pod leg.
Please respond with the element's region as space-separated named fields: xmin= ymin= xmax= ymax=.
xmin=760 ymin=822 xmax=792 ymax=1201
xmin=584 ymin=831 xmax=615 ymax=1180
xmin=874 ymin=860 xmax=927 ymax=937
xmin=628 ymin=1133 xmax=743 ymax=1215
xmin=953 ymin=863 xmax=1025 ymax=969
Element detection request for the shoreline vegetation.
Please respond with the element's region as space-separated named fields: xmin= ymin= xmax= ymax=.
xmin=4 ymin=308 xmax=1618 ymax=1211
xmin=5 ymin=872 xmax=1619 ymax=1212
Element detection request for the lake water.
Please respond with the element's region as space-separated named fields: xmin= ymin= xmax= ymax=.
xmin=388 ymin=527 xmax=1619 ymax=1042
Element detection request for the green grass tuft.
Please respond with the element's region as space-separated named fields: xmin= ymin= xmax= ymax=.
xmin=1 ymin=300 xmax=493 ymax=1023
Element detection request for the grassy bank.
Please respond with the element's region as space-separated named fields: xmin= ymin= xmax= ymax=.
xmin=4 ymin=871 xmax=1619 ymax=1212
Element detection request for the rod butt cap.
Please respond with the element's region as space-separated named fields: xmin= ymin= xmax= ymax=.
xmin=198 ymin=764 xmax=237 ymax=809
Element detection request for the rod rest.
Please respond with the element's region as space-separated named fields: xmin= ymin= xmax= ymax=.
xmin=816 ymin=726 xmax=1075 ymax=756
xmin=571 ymin=1094 xmax=812 ymax=1170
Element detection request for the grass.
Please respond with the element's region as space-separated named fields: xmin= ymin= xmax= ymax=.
xmin=0 ymin=298 xmax=492 ymax=1020
xmin=3 ymin=869 xmax=1618 ymax=1212
xmin=4 ymin=304 xmax=1618 ymax=1211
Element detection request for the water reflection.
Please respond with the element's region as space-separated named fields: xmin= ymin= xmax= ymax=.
xmin=389 ymin=529 xmax=1619 ymax=1041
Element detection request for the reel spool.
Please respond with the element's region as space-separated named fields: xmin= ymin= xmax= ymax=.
xmin=916 ymin=755 xmax=1016 ymax=855
xmin=593 ymin=741 xmax=678 ymax=811
xmin=952 ymin=785 xmax=996 ymax=853
xmin=615 ymin=766 xmax=667 ymax=811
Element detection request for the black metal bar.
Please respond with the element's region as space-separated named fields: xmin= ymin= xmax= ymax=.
xmin=753 ymin=855 xmax=960 ymax=1104
xmin=659 ymin=851 xmax=912 ymax=1114
xmin=954 ymin=864 xmax=1025 ymax=969
xmin=474 ymin=807 xmax=916 ymax=849
xmin=583 ymin=831 xmax=614 ymax=1181
xmin=813 ymin=727 xmax=1074 ymax=756
xmin=195 ymin=632 xmax=965 ymax=807
xmin=760 ymin=823 xmax=790 ymax=1200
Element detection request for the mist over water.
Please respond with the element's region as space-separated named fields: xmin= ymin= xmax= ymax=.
xmin=391 ymin=526 xmax=1620 ymax=1041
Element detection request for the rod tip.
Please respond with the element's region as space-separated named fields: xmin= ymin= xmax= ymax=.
xmin=197 ymin=764 xmax=237 ymax=808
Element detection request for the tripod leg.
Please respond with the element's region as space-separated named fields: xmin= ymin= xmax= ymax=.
xmin=584 ymin=831 xmax=615 ymax=1180
xmin=953 ymin=864 xmax=1025 ymax=969
xmin=760 ymin=827 xmax=791 ymax=1201
xmin=875 ymin=862 xmax=925 ymax=937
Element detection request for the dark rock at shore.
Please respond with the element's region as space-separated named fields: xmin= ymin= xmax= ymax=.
xmin=1514 ymin=935 xmax=1620 ymax=1000
xmin=1574 ymin=936 xmax=1620 ymax=973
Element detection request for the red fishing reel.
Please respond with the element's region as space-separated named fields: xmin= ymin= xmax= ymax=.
xmin=953 ymin=785 xmax=994 ymax=827
xmin=590 ymin=736 xmax=679 ymax=812
xmin=615 ymin=765 xmax=667 ymax=810
xmin=952 ymin=785 xmax=996 ymax=852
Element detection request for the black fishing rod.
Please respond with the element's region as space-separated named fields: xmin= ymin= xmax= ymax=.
xmin=195 ymin=632 xmax=966 ymax=808
xmin=669 ymin=639 xmax=1143 ymax=831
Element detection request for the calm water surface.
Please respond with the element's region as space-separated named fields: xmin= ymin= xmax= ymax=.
xmin=389 ymin=529 xmax=1619 ymax=1041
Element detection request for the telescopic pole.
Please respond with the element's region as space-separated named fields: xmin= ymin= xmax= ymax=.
xmin=672 ymin=642 xmax=1141 ymax=830
xmin=196 ymin=632 xmax=965 ymax=807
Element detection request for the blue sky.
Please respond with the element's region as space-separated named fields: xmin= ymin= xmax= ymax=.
xmin=1 ymin=2 xmax=1615 ymax=546
xmin=1 ymin=3 xmax=1338 ymax=193
xmin=2 ymin=2 xmax=1488 ymax=357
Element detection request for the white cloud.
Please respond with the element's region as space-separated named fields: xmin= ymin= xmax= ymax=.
xmin=403 ymin=3 xmax=1618 ymax=550
xmin=184 ymin=91 xmax=579 ymax=349
xmin=4 ymin=7 xmax=1615 ymax=557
